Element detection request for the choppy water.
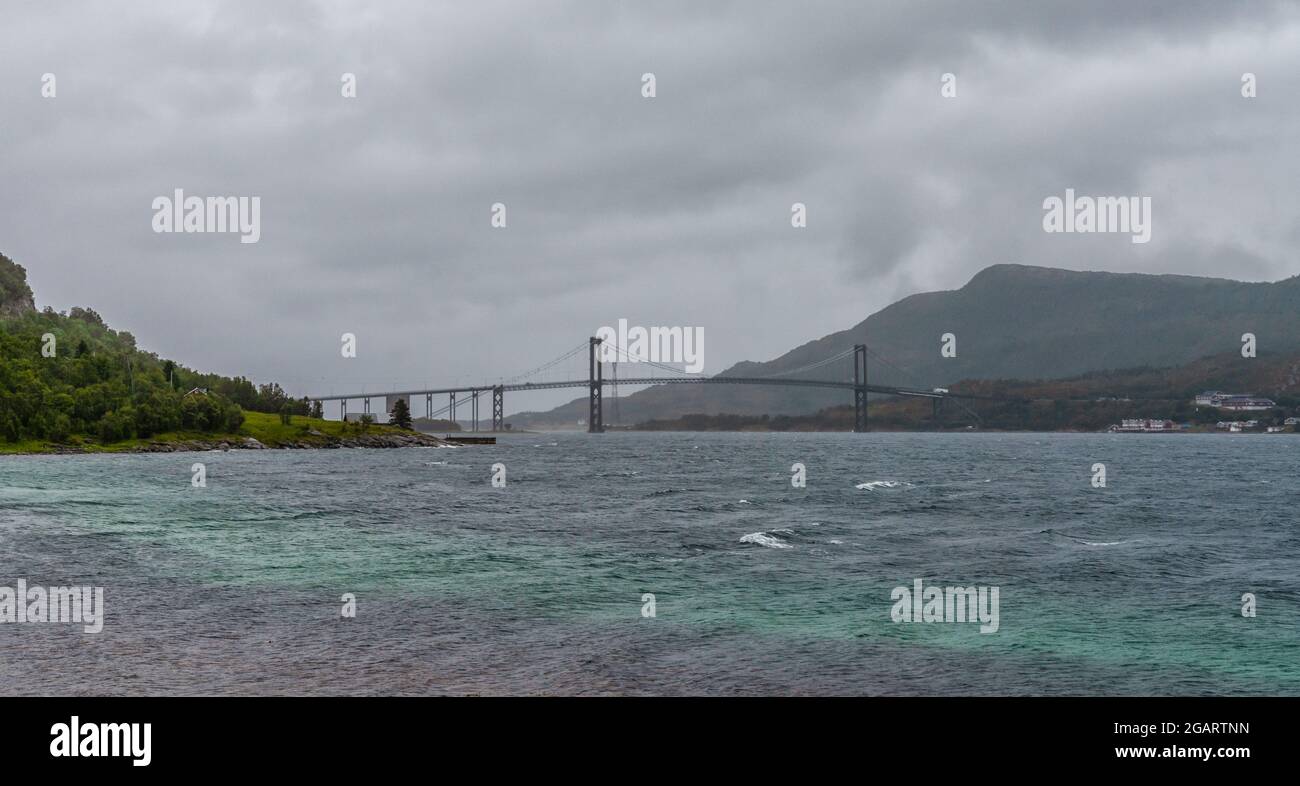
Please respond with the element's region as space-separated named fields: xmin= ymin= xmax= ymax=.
xmin=1 ymin=432 xmax=1297 ymax=695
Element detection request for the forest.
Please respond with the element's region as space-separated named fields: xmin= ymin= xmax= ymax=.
xmin=0 ymin=253 xmax=317 ymax=444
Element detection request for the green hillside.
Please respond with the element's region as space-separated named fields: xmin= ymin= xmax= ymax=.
xmin=0 ymin=251 xmax=320 ymax=448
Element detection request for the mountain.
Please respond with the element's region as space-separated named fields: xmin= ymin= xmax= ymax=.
xmin=512 ymin=264 xmax=1300 ymax=427
xmin=637 ymin=349 xmax=1300 ymax=432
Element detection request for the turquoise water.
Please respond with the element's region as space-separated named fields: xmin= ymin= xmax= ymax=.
xmin=1 ymin=432 xmax=1297 ymax=695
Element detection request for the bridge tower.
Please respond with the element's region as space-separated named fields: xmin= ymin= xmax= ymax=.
xmin=492 ymin=386 xmax=504 ymax=432
xmin=588 ymin=337 xmax=604 ymax=433
xmin=853 ymin=344 xmax=868 ymax=432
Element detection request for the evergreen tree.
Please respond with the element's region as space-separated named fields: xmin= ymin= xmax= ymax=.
xmin=390 ymin=398 xmax=412 ymax=429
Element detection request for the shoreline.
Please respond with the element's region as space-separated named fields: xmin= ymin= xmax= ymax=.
xmin=1 ymin=431 xmax=454 ymax=456
xmin=8 ymin=425 xmax=1293 ymax=455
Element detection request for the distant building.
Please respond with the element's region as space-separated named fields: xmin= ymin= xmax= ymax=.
xmin=184 ymin=387 xmax=210 ymax=398
xmin=1110 ymin=419 xmax=1176 ymax=433
xmin=1285 ymin=417 xmax=1300 ymax=426
xmin=1218 ymin=396 xmax=1275 ymax=411
xmin=1194 ymin=391 xmax=1275 ymax=410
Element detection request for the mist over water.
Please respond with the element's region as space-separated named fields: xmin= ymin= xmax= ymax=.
xmin=2 ymin=432 xmax=1297 ymax=695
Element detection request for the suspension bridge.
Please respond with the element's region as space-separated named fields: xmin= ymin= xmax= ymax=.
xmin=308 ymin=337 xmax=1011 ymax=433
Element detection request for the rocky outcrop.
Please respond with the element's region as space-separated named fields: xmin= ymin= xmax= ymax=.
xmin=125 ymin=431 xmax=453 ymax=453
xmin=0 ymin=253 xmax=35 ymax=319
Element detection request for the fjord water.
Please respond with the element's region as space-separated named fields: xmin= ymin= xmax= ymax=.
xmin=2 ymin=432 xmax=1297 ymax=696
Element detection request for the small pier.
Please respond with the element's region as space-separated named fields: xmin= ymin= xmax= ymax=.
xmin=444 ymin=435 xmax=496 ymax=445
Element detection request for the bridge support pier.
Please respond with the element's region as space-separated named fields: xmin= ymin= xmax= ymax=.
xmin=426 ymin=393 xmax=432 ymax=420
xmin=472 ymin=391 xmax=479 ymax=432
xmin=588 ymin=337 xmax=604 ymax=433
xmin=341 ymin=400 xmax=346 ymax=421
xmin=449 ymin=392 xmax=456 ymax=428
xmin=492 ymin=386 xmax=504 ymax=432
xmin=853 ymin=344 xmax=868 ymax=432
xmin=363 ymin=397 xmax=370 ymax=415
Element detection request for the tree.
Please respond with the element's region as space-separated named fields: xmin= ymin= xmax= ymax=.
xmin=98 ymin=407 xmax=135 ymax=442
xmin=134 ymin=389 xmax=181 ymax=437
xmin=223 ymin=402 xmax=245 ymax=432
xmin=309 ymin=400 xmax=323 ymax=419
xmin=47 ymin=413 xmax=72 ymax=442
xmin=279 ymin=401 xmax=293 ymax=425
xmin=389 ymin=398 xmax=412 ymax=429
xmin=181 ymin=393 xmax=222 ymax=430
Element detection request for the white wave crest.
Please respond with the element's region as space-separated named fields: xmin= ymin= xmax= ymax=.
xmin=855 ymin=480 xmax=913 ymax=491
xmin=740 ymin=532 xmax=791 ymax=549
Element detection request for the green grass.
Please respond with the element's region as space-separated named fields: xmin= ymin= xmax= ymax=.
xmin=0 ymin=411 xmax=414 ymax=454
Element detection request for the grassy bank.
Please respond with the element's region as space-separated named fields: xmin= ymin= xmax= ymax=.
xmin=0 ymin=411 xmax=416 ymax=455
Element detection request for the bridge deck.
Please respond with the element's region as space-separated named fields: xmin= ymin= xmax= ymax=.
xmin=309 ymin=376 xmax=991 ymax=402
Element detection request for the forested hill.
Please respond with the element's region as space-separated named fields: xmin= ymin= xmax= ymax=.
xmin=0 ymin=251 xmax=313 ymax=445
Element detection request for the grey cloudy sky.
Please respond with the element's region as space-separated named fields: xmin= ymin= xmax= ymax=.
xmin=2 ymin=1 xmax=1298 ymax=412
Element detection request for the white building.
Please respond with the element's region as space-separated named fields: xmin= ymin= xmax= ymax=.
xmin=1218 ymin=396 xmax=1275 ymax=411
xmin=1195 ymin=391 xmax=1276 ymax=410
xmin=1111 ymin=419 xmax=1176 ymax=432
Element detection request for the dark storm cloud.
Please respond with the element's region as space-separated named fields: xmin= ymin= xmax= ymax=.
xmin=1 ymin=1 xmax=1296 ymax=410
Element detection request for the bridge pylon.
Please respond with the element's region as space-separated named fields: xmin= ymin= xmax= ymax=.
xmin=492 ymin=386 xmax=504 ymax=432
xmin=853 ymin=344 xmax=868 ymax=432
xmin=588 ymin=337 xmax=604 ymax=433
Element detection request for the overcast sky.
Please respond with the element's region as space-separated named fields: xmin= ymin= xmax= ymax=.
xmin=3 ymin=1 xmax=1298 ymax=411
